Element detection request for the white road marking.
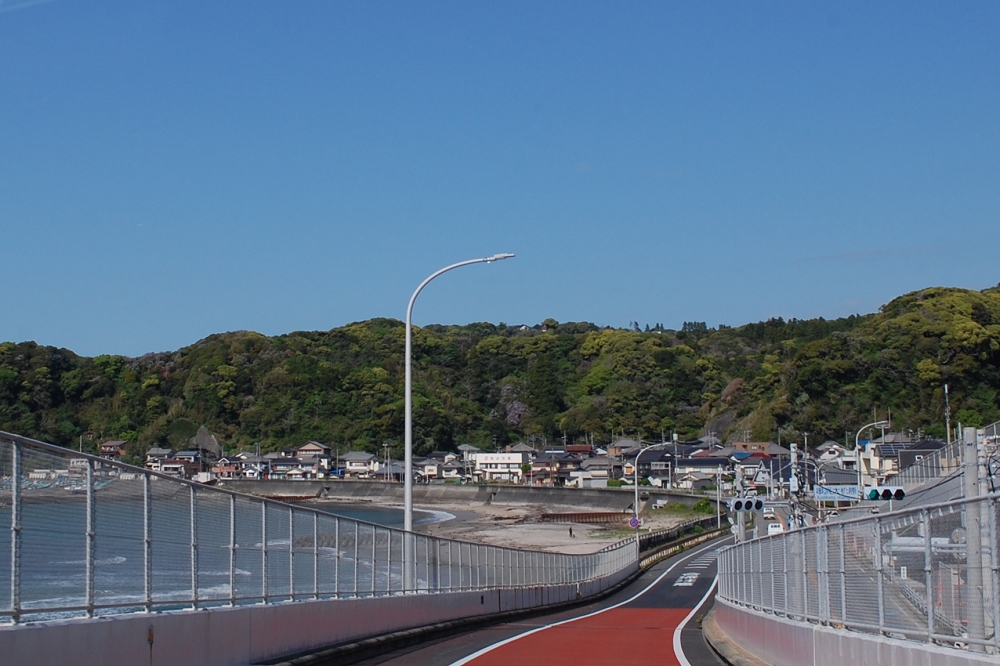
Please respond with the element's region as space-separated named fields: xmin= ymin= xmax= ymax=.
xmin=673 ymin=576 xmax=719 ymax=666
xmin=673 ymin=573 xmax=700 ymax=586
xmin=447 ymin=538 xmax=727 ymax=666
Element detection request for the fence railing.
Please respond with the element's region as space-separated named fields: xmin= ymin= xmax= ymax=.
xmin=0 ymin=432 xmax=637 ymax=625
xmin=640 ymin=515 xmax=718 ymax=551
xmin=894 ymin=421 xmax=1000 ymax=492
xmin=718 ymin=493 xmax=1000 ymax=652
xmin=894 ymin=438 xmax=963 ymax=491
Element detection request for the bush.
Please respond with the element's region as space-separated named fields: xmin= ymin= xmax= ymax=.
xmin=693 ymin=498 xmax=714 ymax=514
xmin=607 ymin=479 xmax=625 ymax=487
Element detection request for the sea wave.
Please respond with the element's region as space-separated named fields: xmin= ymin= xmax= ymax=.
xmin=415 ymin=509 xmax=455 ymax=525
xmin=55 ymin=556 xmax=127 ymax=566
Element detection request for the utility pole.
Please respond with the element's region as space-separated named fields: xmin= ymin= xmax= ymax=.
xmin=944 ymin=384 xmax=951 ymax=447
xmin=716 ymin=465 xmax=722 ymax=529
xmin=735 ymin=465 xmax=746 ymax=542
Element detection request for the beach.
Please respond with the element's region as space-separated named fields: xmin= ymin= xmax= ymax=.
xmin=318 ymin=494 xmax=704 ymax=555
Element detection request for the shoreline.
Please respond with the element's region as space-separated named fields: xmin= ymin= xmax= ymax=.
xmin=303 ymin=494 xmax=702 ymax=555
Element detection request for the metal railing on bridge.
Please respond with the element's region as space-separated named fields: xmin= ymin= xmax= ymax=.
xmin=0 ymin=432 xmax=637 ymax=625
xmin=894 ymin=421 xmax=1000 ymax=492
xmin=718 ymin=492 xmax=1000 ymax=653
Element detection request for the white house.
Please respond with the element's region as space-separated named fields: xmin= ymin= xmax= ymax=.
xmin=341 ymin=451 xmax=378 ymax=478
xmin=472 ymin=452 xmax=529 ymax=483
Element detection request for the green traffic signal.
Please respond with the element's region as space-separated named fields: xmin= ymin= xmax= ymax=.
xmin=864 ymin=487 xmax=905 ymax=501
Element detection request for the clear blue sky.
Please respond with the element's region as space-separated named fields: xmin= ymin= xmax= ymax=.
xmin=2 ymin=1 xmax=998 ymax=357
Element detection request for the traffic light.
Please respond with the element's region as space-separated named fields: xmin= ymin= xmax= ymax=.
xmin=728 ymin=498 xmax=765 ymax=512
xmin=864 ymin=486 xmax=905 ymax=501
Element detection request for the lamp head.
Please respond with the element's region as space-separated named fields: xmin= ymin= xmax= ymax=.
xmin=486 ymin=253 xmax=515 ymax=262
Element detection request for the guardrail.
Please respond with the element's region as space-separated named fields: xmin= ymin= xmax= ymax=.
xmin=718 ymin=492 xmax=1000 ymax=652
xmin=0 ymin=432 xmax=637 ymax=625
xmin=640 ymin=516 xmax=718 ymax=551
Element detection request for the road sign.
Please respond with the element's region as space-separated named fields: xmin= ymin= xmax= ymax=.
xmin=813 ymin=485 xmax=861 ymax=502
xmin=629 ymin=517 xmax=640 ymax=528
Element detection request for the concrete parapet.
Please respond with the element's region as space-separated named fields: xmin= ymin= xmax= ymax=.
xmin=0 ymin=565 xmax=637 ymax=666
xmin=714 ymin=597 xmax=999 ymax=666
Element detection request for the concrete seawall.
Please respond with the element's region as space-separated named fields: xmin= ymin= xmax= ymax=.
xmin=220 ymin=480 xmax=715 ymax=512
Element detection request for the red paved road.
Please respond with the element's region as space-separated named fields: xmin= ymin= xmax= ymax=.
xmin=466 ymin=607 xmax=693 ymax=666
xmin=350 ymin=537 xmax=728 ymax=666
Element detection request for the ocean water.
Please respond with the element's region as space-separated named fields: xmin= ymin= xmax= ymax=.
xmin=0 ymin=495 xmax=454 ymax=621
xmin=300 ymin=501 xmax=454 ymax=528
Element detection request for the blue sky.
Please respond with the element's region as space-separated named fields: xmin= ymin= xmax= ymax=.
xmin=2 ymin=1 xmax=998 ymax=357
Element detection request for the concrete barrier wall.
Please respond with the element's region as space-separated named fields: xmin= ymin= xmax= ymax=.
xmin=222 ymin=480 xmax=714 ymax=511
xmin=714 ymin=598 xmax=998 ymax=666
xmin=0 ymin=564 xmax=637 ymax=666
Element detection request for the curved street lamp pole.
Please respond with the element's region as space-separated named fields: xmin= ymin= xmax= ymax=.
xmin=633 ymin=441 xmax=662 ymax=546
xmin=404 ymin=253 xmax=515 ymax=532
xmin=855 ymin=419 xmax=891 ymax=501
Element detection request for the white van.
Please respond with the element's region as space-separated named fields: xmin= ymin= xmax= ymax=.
xmin=767 ymin=522 xmax=784 ymax=536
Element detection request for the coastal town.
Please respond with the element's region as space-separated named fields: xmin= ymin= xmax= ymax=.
xmin=75 ymin=426 xmax=954 ymax=501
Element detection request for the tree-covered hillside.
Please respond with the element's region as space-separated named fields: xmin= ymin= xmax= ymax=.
xmin=2 ymin=285 xmax=999 ymax=462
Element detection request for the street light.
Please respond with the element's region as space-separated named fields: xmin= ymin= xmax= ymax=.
xmin=632 ymin=441 xmax=663 ymax=545
xmin=855 ymin=420 xmax=890 ymax=501
xmin=404 ymin=254 xmax=515 ymax=532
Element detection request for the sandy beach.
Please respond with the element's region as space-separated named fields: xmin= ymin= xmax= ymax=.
xmin=368 ymin=495 xmax=700 ymax=554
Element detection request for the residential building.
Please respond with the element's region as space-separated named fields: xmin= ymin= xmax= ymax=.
xmin=297 ymin=441 xmax=332 ymax=470
xmin=145 ymin=447 xmax=173 ymax=472
xmin=472 ymin=452 xmax=529 ymax=483
xmin=341 ymin=451 xmax=378 ymax=478
xmin=99 ymin=440 xmax=128 ymax=459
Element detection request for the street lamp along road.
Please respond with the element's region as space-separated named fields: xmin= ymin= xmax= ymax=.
xmin=404 ymin=254 xmax=515 ymax=533
xmin=632 ymin=442 xmax=663 ymax=545
xmin=855 ymin=419 xmax=891 ymax=502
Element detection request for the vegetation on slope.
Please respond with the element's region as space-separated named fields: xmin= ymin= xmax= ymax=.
xmin=1 ymin=285 xmax=998 ymax=463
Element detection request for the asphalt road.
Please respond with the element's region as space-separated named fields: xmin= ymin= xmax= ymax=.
xmin=351 ymin=536 xmax=732 ymax=666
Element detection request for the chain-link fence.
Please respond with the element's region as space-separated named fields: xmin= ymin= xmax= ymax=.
xmin=719 ymin=493 xmax=1000 ymax=652
xmin=0 ymin=432 xmax=638 ymax=625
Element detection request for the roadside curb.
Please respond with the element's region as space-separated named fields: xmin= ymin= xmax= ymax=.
xmin=702 ymin=607 xmax=770 ymax=666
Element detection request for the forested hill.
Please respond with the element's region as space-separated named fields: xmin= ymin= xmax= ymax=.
xmin=2 ymin=284 xmax=999 ymax=463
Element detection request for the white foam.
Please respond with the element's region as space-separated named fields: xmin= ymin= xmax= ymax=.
xmin=415 ymin=509 xmax=454 ymax=525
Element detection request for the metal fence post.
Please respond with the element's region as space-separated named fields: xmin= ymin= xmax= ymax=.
xmin=801 ymin=530 xmax=809 ymax=621
xmin=839 ymin=524 xmax=846 ymax=624
xmin=85 ymin=459 xmax=95 ymax=617
xmin=312 ymin=512 xmax=319 ymax=600
xmin=782 ymin=536 xmax=788 ymax=617
xmin=228 ymin=495 xmax=237 ymax=605
xmin=144 ymin=471 xmax=153 ymax=613
xmin=922 ymin=508 xmax=933 ymax=642
xmin=353 ymin=522 xmax=359 ymax=597
xmin=288 ymin=508 xmax=295 ymax=600
xmin=988 ymin=498 xmax=1000 ymax=652
xmin=819 ymin=526 xmax=829 ymax=624
xmin=371 ymin=527 xmax=376 ymax=595
xmin=9 ymin=440 xmax=21 ymax=624
xmin=190 ymin=485 xmax=199 ymax=608
xmin=334 ymin=517 xmax=340 ymax=596
xmin=875 ymin=516 xmax=884 ymax=634
xmin=260 ymin=500 xmax=267 ymax=604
